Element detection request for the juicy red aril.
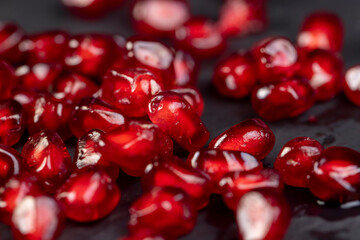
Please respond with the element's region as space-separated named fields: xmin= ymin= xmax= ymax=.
xmin=236 ymin=190 xmax=291 ymax=240
xmin=142 ymin=157 xmax=212 ymax=209
xmin=174 ymin=17 xmax=226 ymax=59
xmin=61 ymin=0 xmax=122 ymax=18
xmin=187 ymin=149 xmax=262 ymax=193
xmin=21 ymin=130 xmax=72 ymax=194
xmin=0 ymin=22 xmax=25 ymax=64
xmin=0 ymin=100 xmax=25 ymax=146
xmin=0 ymin=144 xmax=22 ymax=185
xmin=172 ymin=50 xmax=198 ymax=88
xmin=147 ymin=91 xmax=209 ymax=152
xmin=52 ymin=72 xmax=99 ymax=104
xmin=102 ymin=120 xmax=173 ymax=176
xmin=219 ymin=169 xmax=283 ymax=210
xmin=298 ymin=49 xmax=343 ymax=101
xmin=131 ymin=0 xmax=190 ymax=37
xmin=128 ymin=187 xmax=197 ymax=238
xmin=0 ymin=60 xmax=17 ymax=100
xmin=20 ymin=30 xmax=69 ymax=64
xmin=11 ymin=195 xmax=65 ymax=240
xmin=170 ymin=87 xmax=204 ymax=116
xmin=213 ymin=52 xmax=257 ymax=99
xmin=11 ymin=88 xmax=37 ymax=115
xmin=101 ymin=68 xmax=164 ymax=117
xmin=251 ymin=77 xmax=315 ymax=122
xmin=15 ymin=63 xmax=62 ymax=92
xmin=69 ymin=97 xmax=127 ymax=138
xmin=74 ymin=129 xmax=119 ymax=181
xmin=309 ymin=146 xmax=360 ymax=203
xmin=209 ymin=118 xmax=275 ymax=160
xmin=297 ymin=12 xmax=343 ymax=52
xmin=56 ymin=169 xmax=120 ymax=222
xmin=218 ymin=0 xmax=267 ymax=37
xmin=344 ymin=65 xmax=360 ymax=106
xmin=251 ymin=37 xmax=299 ymax=83
xmin=64 ymin=34 xmax=115 ymax=77
xmin=274 ymin=137 xmax=323 ymax=188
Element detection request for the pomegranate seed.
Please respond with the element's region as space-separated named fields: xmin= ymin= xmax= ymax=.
xmin=56 ymin=169 xmax=120 ymax=222
xmin=69 ymin=97 xmax=127 ymax=138
xmin=15 ymin=63 xmax=62 ymax=92
xmin=309 ymin=146 xmax=360 ymax=203
xmin=128 ymin=187 xmax=197 ymax=238
xmin=0 ymin=100 xmax=25 ymax=146
xmin=251 ymin=77 xmax=315 ymax=122
xmin=102 ymin=120 xmax=173 ymax=176
xmin=61 ymin=0 xmax=123 ymax=18
xmin=297 ymin=12 xmax=343 ymax=52
xmin=172 ymin=49 xmax=198 ymax=87
xmin=0 ymin=60 xmax=17 ymax=100
xmin=219 ymin=169 xmax=283 ymax=210
xmin=218 ymin=0 xmax=267 ymax=37
xmin=0 ymin=144 xmax=23 ymax=185
xmin=11 ymin=195 xmax=65 ymax=240
xmin=174 ymin=17 xmax=226 ymax=59
xmin=274 ymin=137 xmax=323 ymax=188
xmin=187 ymin=149 xmax=262 ymax=193
xmin=20 ymin=30 xmax=69 ymax=64
xmin=21 ymin=130 xmax=72 ymax=194
xmin=236 ymin=190 xmax=291 ymax=240
xmin=209 ymin=119 xmax=275 ymax=160
xmin=73 ymin=129 xmax=119 ymax=181
xmin=52 ymin=72 xmax=99 ymax=104
xmin=251 ymin=37 xmax=299 ymax=83
xmin=101 ymin=68 xmax=164 ymax=117
xmin=213 ymin=52 xmax=257 ymax=99
xmin=170 ymin=87 xmax=204 ymax=116
xmin=142 ymin=157 xmax=212 ymax=209
xmin=0 ymin=22 xmax=25 ymax=63
xmin=11 ymin=88 xmax=37 ymax=115
xmin=147 ymin=91 xmax=209 ymax=152
xmin=132 ymin=0 xmax=191 ymax=37
xmin=298 ymin=49 xmax=343 ymax=101
xmin=344 ymin=65 xmax=360 ymax=106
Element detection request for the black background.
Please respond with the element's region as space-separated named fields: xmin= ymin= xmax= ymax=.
xmin=1 ymin=0 xmax=360 ymax=239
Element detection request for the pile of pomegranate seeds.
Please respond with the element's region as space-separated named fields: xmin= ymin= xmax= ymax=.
xmin=1 ymin=0 xmax=360 ymax=239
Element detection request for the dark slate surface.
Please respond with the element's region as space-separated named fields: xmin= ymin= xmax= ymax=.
xmin=1 ymin=0 xmax=360 ymax=239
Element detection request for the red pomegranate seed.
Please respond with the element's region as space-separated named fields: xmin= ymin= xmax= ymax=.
xmin=147 ymin=91 xmax=209 ymax=152
xmin=344 ymin=65 xmax=360 ymax=106
xmin=21 ymin=130 xmax=72 ymax=194
xmin=309 ymin=146 xmax=360 ymax=203
xmin=251 ymin=77 xmax=315 ymax=122
xmin=128 ymin=187 xmax=197 ymax=238
xmin=52 ymin=72 xmax=99 ymax=104
xmin=187 ymin=149 xmax=262 ymax=193
xmin=61 ymin=0 xmax=123 ymax=18
xmin=11 ymin=195 xmax=65 ymax=240
xmin=170 ymin=87 xmax=204 ymax=116
xmin=131 ymin=0 xmax=190 ymax=37
xmin=236 ymin=190 xmax=291 ymax=240
xmin=15 ymin=63 xmax=62 ymax=92
xmin=142 ymin=157 xmax=212 ymax=209
xmin=213 ymin=52 xmax=257 ymax=99
xmin=73 ymin=129 xmax=119 ymax=181
xmin=27 ymin=93 xmax=73 ymax=140
xmin=0 ymin=100 xmax=25 ymax=146
xmin=172 ymin=50 xmax=198 ymax=87
xmin=101 ymin=68 xmax=164 ymax=117
xmin=174 ymin=17 xmax=226 ymax=59
xmin=209 ymin=119 xmax=275 ymax=160
xmin=218 ymin=0 xmax=267 ymax=37
xmin=274 ymin=137 xmax=323 ymax=188
xmin=251 ymin=37 xmax=299 ymax=83
xmin=0 ymin=22 xmax=25 ymax=63
xmin=0 ymin=173 xmax=42 ymax=224
xmin=11 ymin=88 xmax=37 ymax=115
xmin=56 ymin=169 xmax=120 ymax=222
xmin=20 ymin=30 xmax=69 ymax=64
xmin=219 ymin=169 xmax=283 ymax=210
xmin=297 ymin=12 xmax=343 ymax=52
xmin=298 ymin=49 xmax=343 ymax=101
xmin=64 ymin=34 xmax=115 ymax=77
xmin=0 ymin=144 xmax=23 ymax=185
xmin=102 ymin=120 xmax=173 ymax=176
xmin=0 ymin=60 xmax=17 ymax=100
xmin=69 ymin=97 xmax=127 ymax=138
